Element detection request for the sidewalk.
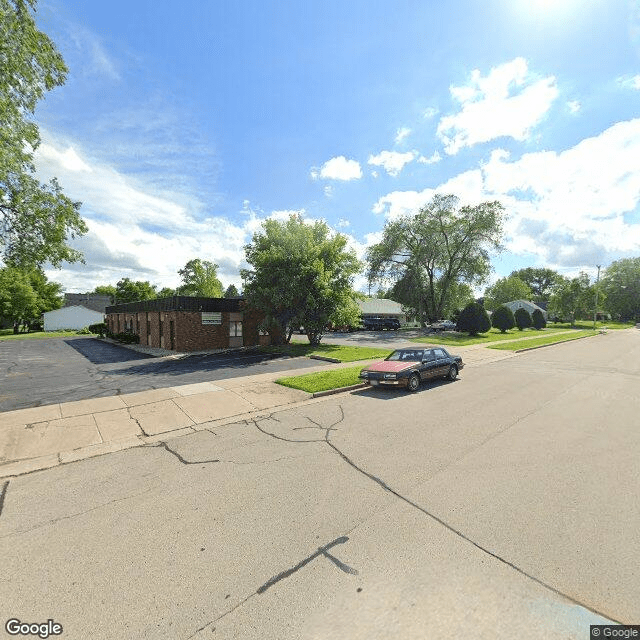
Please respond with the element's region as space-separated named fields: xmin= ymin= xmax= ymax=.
xmin=0 ymin=343 xmax=523 ymax=479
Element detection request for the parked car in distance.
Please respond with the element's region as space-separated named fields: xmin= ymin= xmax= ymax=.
xmin=362 ymin=316 xmax=401 ymax=331
xmin=430 ymin=319 xmax=457 ymax=332
xmin=359 ymin=347 xmax=464 ymax=392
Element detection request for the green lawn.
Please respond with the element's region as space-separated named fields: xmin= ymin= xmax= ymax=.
xmin=488 ymin=329 xmax=597 ymax=351
xmin=410 ymin=326 xmax=570 ymax=346
xmin=548 ymin=320 xmax=634 ymax=330
xmin=259 ymin=343 xmax=392 ymax=362
xmin=0 ymin=329 xmax=95 ymax=341
xmin=276 ymin=365 xmax=364 ymax=393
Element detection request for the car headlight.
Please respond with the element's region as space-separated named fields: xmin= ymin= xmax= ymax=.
xmin=383 ymin=373 xmax=397 ymax=379
xmin=360 ymin=370 xmax=369 ymax=377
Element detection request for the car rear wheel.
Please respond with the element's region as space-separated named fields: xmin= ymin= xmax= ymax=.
xmin=447 ymin=365 xmax=458 ymax=381
xmin=407 ymin=373 xmax=420 ymax=392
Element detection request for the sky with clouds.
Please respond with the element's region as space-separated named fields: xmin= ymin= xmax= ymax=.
xmin=29 ymin=0 xmax=640 ymax=294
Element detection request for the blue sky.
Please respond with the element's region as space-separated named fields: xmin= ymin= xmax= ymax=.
xmin=32 ymin=0 xmax=640 ymax=294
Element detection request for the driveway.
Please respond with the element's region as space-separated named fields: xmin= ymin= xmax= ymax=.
xmin=0 ymin=337 xmax=321 ymax=412
xmin=0 ymin=330 xmax=638 ymax=638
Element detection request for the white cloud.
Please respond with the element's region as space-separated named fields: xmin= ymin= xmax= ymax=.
xmin=336 ymin=218 xmax=350 ymax=228
xmin=417 ymin=151 xmax=442 ymax=165
xmin=37 ymin=144 xmax=93 ymax=173
xmin=394 ymin=127 xmax=412 ymax=144
xmin=367 ymin=150 xmax=417 ymax=177
xmin=66 ymin=23 xmax=120 ymax=81
xmin=373 ymin=118 xmax=640 ymax=269
xmin=324 ymin=185 xmax=334 ymax=198
xmin=616 ymin=74 xmax=640 ymax=90
xmin=437 ymin=57 xmax=559 ymax=154
xmin=312 ymin=156 xmax=362 ymax=181
xmin=567 ymin=100 xmax=581 ymax=114
xmin=423 ymin=107 xmax=439 ymax=119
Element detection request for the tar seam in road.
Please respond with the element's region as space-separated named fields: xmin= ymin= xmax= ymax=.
xmin=0 ymin=480 xmax=9 ymax=518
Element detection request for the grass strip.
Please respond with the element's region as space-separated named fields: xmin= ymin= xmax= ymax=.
xmin=276 ymin=365 xmax=364 ymax=393
xmin=487 ymin=330 xmax=596 ymax=351
xmin=410 ymin=327 xmax=570 ymax=346
xmin=0 ymin=330 xmax=95 ymax=341
xmin=260 ymin=343 xmax=391 ymax=362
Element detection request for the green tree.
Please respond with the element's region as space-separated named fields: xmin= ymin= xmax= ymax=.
xmin=28 ymin=267 xmax=63 ymax=315
xmin=531 ymin=308 xmax=546 ymax=330
xmin=483 ymin=276 xmax=532 ymax=310
xmin=157 ymin=287 xmax=176 ymax=298
xmin=457 ymin=302 xmax=491 ymax=336
xmin=0 ymin=266 xmax=38 ymax=332
xmin=241 ymin=215 xmax=361 ymax=345
xmin=514 ymin=307 xmax=532 ymax=331
xmin=114 ymin=278 xmax=157 ymax=304
xmin=224 ymin=284 xmax=240 ymax=298
xmin=367 ymin=194 xmax=504 ymax=325
xmin=548 ymin=273 xmax=593 ymax=326
xmin=491 ymin=305 xmax=515 ymax=333
xmin=177 ymin=259 xmax=223 ymax=297
xmin=601 ymin=258 xmax=640 ymax=322
xmin=92 ymin=285 xmax=117 ymax=303
xmin=510 ymin=267 xmax=564 ymax=304
xmin=0 ymin=0 xmax=87 ymax=268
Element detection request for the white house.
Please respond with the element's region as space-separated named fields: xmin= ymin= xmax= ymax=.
xmin=358 ymin=298 xmax=406 ymax=323
xmin=43 ymin=305 xmax=105 ymax=331
xmin=503 ymin=299 xmax=548 ymax=320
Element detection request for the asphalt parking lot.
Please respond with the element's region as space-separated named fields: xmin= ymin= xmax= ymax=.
xmin=0 ymin=337 xmax=322 ymax=412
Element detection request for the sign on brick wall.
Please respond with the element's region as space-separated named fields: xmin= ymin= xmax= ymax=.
xmin=201 ymin=312 xmax=222 ymax=325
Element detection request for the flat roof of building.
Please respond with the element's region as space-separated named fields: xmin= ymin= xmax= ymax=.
xmin=106 ymin=296 xmax=244 ymax=314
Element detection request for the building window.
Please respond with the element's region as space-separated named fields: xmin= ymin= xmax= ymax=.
xmin=229 ymin=321 xmax=243 ymax=337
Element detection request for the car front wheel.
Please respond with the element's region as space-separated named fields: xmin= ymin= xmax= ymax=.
xmin=407 ymin=373 xmax=420 ymax=392
xmin=447 ymin=365 xmax=458 ymax=381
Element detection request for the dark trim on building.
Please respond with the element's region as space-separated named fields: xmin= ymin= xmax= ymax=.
xmin=106 ymin=296 xmax=244 ymax=315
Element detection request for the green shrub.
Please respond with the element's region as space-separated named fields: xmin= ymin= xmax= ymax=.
xmin=457 ymin=302 xmax=491 ymax=336
xmin=109 ymin=331 xmax=140 ymax=344
xmin=89 ymin=322 xmax=107 ymax=336
xmin=491 ymin=305 xmax=515 ymax=333
xmin=514 ymin=308 xmax=532 ymax=331
xmin=76 ymin=326 xmax=92 ymax=334
xmin=532 ymin=308 xmax=546 ymax=330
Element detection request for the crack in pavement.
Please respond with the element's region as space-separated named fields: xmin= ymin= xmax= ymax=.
xmin=0 ymin=480 xmax=9 ymax=518
xmin=0 ymin=486 xmax=155 ymax=539
xmin=186 ymin=536 xmax=357 ymax=639
xmin=154 ymin=441 xmax=219 ymax=465
xmin=126 ymin=407 xmax=147 ymax=436
xmin=244 ymin=402 xmax=623 ymax=625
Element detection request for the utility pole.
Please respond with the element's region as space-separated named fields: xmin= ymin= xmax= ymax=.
xmin=593 ymin=264 xmax=601 ymax=330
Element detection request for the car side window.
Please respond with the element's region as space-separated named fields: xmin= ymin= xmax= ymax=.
xmin=433 ymin=349 xmax=446 ymax=359
xmin=423 ymin=350 xmax=436 ymax=361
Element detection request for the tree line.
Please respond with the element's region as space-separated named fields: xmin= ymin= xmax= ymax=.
xmin=2 ymin=1 xmax=639 ymax=342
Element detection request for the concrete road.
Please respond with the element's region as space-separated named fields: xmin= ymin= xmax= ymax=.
xmin=1 ymin=330 xmax=638 ymax=639
xmin=0 ymin=338 xmax=322 ymax=412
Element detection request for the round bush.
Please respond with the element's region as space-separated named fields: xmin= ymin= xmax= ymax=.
xmin=532 ymin=308 xmax=546 ymax=330
xmin=491 ymin=305 xmax=515 ymax=333
xmin=457 ymin=302 xmax=491 ymax=336
xmin=514 ymin=308 xmax=532 ymax=331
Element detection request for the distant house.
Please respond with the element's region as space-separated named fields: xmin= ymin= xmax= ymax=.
xmin=358 ymin=298 xmax=406 ymax=324
xmin=42 ymin=293 xmax=110 ymax=331
xmin=503 ymin=299 xmax=548 ymax=321
xmin=44 ymin=305 xmax=105 ymax=331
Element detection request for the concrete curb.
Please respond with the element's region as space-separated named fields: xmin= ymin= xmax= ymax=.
xmin=513 ymin=332 xmax=602 ymax=353
xmin=312 ymin=383 xmax=367 ymax=398
xmin=309 ymin=355 xmax=342 ymax=363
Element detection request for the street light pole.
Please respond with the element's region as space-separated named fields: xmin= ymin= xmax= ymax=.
xmin=593 ymin=264 xmax=601 ymax=330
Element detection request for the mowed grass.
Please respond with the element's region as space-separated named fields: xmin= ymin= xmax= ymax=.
xmin=276 ymin=365 xmax=364 ymax=393
xmin=549 ymin=321 xmax=634 ymax=330
xmin=488 ymin=329 xmax=597 ymax=351
xmin=0 ymin=329 xmax=94 ymax=341
xmin=411 ymin=326 xmax=569 ymax=346
xmin=260 ymin=342 xmax=391 ymax=362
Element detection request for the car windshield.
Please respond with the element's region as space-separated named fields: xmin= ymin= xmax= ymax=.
xmin=386 ymin=350 xmax=423 ymax=362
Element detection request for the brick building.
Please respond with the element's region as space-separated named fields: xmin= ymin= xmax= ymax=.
xmin=105 ymin=296 xmax=273 ymax=352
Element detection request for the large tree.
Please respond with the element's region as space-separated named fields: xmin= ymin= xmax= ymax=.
xmin=367 ymin=194 xmax=504 ymax=325
xmin=483 ymin=275 xmax=532 ymax=310
xmin=0 ymin=0 xmax=87 ymax=267
xmin=114 ymin=278 xmax=157 ymax=305
xmin=548 ymin=273 xmax=593 ymax=326
xmin=601 ymin=258 xmax=640 ymax=322
xmin=509 ymin=267 xmax=564 ymax=304
xmin=241 ymin=215 xmax=361 ymax=345
xmin=177 ymin=259 xmax=223 ymax=297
